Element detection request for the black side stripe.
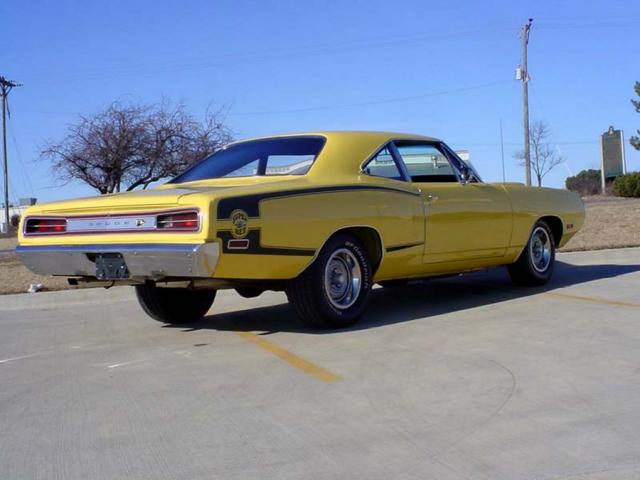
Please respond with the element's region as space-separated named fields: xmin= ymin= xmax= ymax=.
xmin=217 ymin=185 xmax=420 ymax=219
xmin=217 ymin=229 xmax=315 ymax=256
xmin=386 ymin=242 xmax=424 ymax=253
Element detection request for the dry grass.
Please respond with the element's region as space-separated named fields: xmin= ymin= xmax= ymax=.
xmin=0 ymin=235 xmax=17 ymax=251
xmin=0 ymin=235 xmax=85 ymax=294
xmin=561 ymin=196 xmax=640 ymax=252
xmin=0 ymin=255 xmax=74 ymax=294
xmin=1 ymin=196 xmax=638 ymax=294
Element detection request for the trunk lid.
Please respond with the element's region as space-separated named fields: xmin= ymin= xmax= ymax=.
xmin=27 ymin=186 xmax=233 ymax=215
xmin=26 ymin=176 xmax=310 ymax=215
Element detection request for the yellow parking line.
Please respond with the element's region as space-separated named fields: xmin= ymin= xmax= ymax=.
xmin=235 ymin=332 xmax=341 ymax=383
xmin=545 ymin=291 xmax=640 ymax=308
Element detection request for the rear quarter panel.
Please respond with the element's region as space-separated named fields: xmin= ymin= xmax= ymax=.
xmin=503 ymin=184 xmax=585 ymax=259
xmin=212 ymin=180 xmax=426 ymax=280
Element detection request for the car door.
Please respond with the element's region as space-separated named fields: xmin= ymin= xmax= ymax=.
xmin=392 ymin=140 xmax=513 ymax=265
xmin=360 ymin=145 xmax=426 ymax=278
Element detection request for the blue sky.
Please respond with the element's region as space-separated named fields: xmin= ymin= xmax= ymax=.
xmin=2 ymin=0 xmax=639 ymax=202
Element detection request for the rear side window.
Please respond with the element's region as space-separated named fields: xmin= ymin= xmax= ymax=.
xmin=362 ymin=147 xmax=404 ymax=181
xmin=265 ymin=154 xmax=316 ymax=175
xmin=170 ymin=136 xmax=325 ymax=183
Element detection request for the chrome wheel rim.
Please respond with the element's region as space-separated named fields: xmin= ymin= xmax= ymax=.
xmin=530 ymin=226 xmax=552 ymax=273
xmin=324 ymin=248 xmax=362 ymax=310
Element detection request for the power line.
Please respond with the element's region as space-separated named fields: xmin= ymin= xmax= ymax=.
xmin=27 ymin=27 xmax=518 ymax=86
xmin=458 ymin=141 xmax=597 ymax=146
xmin=10 ymin=133 xmax=36 ymax=197
xmin=7 ymin=176 xmax=22 ymax=212
xmin=12 ymin=79 xmax=516 ymax=118
xmin=10 ymin=108 xmax=77 ymax=116
xmin=229 ymin=80 xmax=515 ymax=116
xmin=22 ymin=19 xmax=640 ymax=86
xmin=535 ymin=20 xmax=640 ymax=29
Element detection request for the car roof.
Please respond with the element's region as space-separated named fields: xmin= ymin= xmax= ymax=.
xmin=227 ymin=131 xmax=443 ymax=178
xmin=229 ymin=130 xmax=440 ymax=145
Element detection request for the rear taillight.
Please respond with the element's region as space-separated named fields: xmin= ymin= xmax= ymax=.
xmin=156 ymin=211 xmax=199 ymax=231
xmin=25 ymin=218 xmax=67 ymax=235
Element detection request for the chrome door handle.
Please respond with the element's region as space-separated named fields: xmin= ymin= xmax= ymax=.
xmin=426 ymin=194 xmax=438 ymax=203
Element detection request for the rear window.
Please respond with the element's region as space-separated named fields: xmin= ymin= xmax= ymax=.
xmin=170 ymin=136 xmax=326 ymax=183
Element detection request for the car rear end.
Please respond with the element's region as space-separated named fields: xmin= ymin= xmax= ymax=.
xmin=16 ymin=133 xmax=344 ymax=311
xmin=16 ymin=190 xmax=219 ymax=283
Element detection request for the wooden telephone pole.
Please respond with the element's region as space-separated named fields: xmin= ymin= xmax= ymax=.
xmin=519 ymin=19 xmax=533 ymax=186
xmin=0 ymin=76 xmax=22 ymax=233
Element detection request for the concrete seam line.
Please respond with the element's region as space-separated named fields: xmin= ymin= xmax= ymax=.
xmin=234 ymin=332 xmax=341 ymax=383
xmin=474 ymin=281 xmax=640 ymax=309
xmin=544 ymin=291 xmax=640 ymax=308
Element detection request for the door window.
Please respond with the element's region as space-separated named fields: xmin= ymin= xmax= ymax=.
xmin=394 ymin=142 xmax=458 ymax=183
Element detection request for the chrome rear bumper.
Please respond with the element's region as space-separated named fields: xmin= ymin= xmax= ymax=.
xmin=16 ymin=243 xmax=220 ymax=279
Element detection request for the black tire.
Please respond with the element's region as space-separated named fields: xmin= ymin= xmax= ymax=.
xmin=235 ymin=287 xmax=263 ymax=299
xmin=508 ymin=220 xmax=556 ymax=286
xmin=135 ymin=282 xmax=216 ymax=324
xmin=286 ymin=233 xmax=373 ymax=328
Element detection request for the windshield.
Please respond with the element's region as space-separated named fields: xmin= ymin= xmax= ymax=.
xmin=170 ymin=136 xmax=326 ymax=183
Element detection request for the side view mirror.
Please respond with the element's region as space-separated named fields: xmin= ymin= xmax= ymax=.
xmin=459 ymin=166 xmax=473 ymax=185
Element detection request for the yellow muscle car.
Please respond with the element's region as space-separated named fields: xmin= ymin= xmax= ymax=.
xmin=17 ymin=131 xmax=584 ymax=328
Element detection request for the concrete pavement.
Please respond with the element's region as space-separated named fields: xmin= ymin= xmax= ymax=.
xmin=1 ymin=248 xmax=639 ymax=479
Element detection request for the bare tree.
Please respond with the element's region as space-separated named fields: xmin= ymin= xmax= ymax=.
xmin=631 ymin=81 xmax=640 ymax=151
xmin=514 ymin=121 xmax=563 ymax=187
xmin=41 ymin=101 xmax=233 ymax=194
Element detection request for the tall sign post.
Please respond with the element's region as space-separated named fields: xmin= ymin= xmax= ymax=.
xmin=600 ymin=126 xmax=627 ymax=194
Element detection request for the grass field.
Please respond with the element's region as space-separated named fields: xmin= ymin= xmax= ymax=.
xmin=0 ymin=253 xmax=72 ymax=294
xmin=560 ymin=196 xmax=640 ymax=252
xmin=1 ymin=196 xmax=639 ymax=294
xmin=0 ymin=236 xmax=18 ymax=251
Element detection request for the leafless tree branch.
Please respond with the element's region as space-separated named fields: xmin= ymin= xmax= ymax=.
xmin=41 ymin=100 xmax=233 ymax=194
xmin=513 ymin=121 xmax=564 ymax=187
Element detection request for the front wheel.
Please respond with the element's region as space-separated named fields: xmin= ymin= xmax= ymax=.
xmin=508 ymin=220 xmax=556 ymax=286
xmin=286 ymin=233 xmax=373 ymax=328
xmin=135 ymin=282 xmax=216 ymax=324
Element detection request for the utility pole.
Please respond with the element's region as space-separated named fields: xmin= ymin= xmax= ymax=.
xmin=499 ymin=119 xmax=506 ymax=182
xmin=0 ymin=76 xmax=22 ymax=234
xmin=518 ymin=18 xmax=533 ymax=186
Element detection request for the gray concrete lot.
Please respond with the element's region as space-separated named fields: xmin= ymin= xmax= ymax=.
xmin=1 ymin=248 xmax=639 ymax=480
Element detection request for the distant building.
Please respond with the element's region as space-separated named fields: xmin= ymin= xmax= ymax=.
xmin=1 ymin=198 xmax=37 ymax=233
xmin=455 ymin=150 xmax=470 ymax=163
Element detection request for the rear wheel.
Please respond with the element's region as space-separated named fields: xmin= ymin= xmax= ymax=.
xmin=236 ymin=287 xmax=263 ymax=298
xmin=508 ymin=220 xmax=556 ymax=286
xmin=286 ymin=233 xmax=373 ymax=328
xmin=135 ymin=282 xmax=216 ymax=324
